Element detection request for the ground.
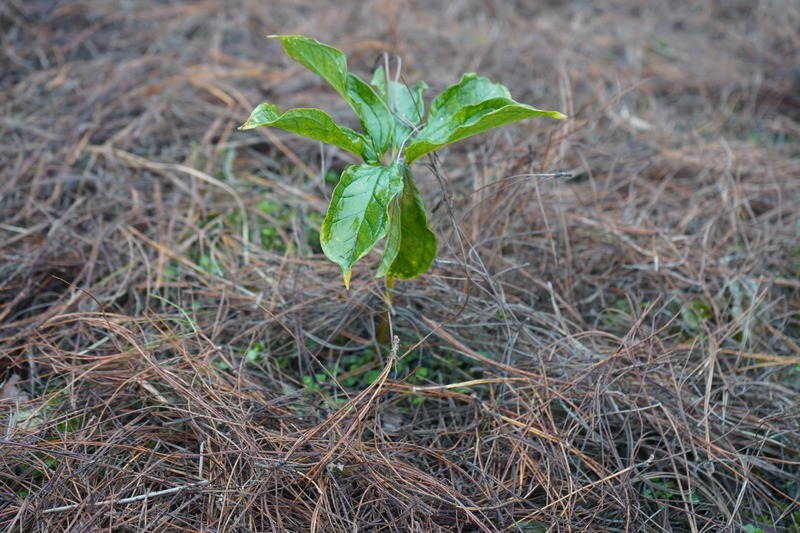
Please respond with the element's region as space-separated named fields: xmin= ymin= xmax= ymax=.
xmin=1 ymin=1 xmax=799 ymax=532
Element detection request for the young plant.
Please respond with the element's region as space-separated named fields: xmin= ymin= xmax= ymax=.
xmin=240 ymin=35 xmax=566 ymax=288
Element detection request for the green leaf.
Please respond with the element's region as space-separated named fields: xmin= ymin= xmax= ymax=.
xmin=384 ymin=164 xmax=436 ymax=279
xmin=370 ymin=65 xmax=389 ymax=102
xmin=239 ymin=103 xmax=373 ymax=161
xmin=371 ymin=65 xmax=428 ymax=149
xmin=273 ymin=35 xmax=349 ymax=95
xmin=345 ymin=73 xmax=394 ymax=157
xmin=427 ymin=72 xmax=511 ymax=117
xmin=363 ymin=368 xmax=383 ymax=385
xmin=405 ymin=73 xmax=566 ymax=163
xmin=375 ymin=195 xmax=402 ymax=278
xmin=274 ymin=35 xmax=393 ymax=159
xmin=321 ymin=163 xmax=404 ymax=288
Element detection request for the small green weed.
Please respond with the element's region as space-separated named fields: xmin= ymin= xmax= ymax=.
xmin=744 ymin=493 xmax=800 ymax=533
xmin=642 ymin=477 xmax=700 ymax=508
xmin=680 ymin=298 xmax=713 ymax=334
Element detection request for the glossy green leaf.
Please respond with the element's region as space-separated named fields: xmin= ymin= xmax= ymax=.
xmin=345 ymin=73 xmax=393 ymax=157
xmin=371 ymin=65 xmax=428 ymax=149
xmin=274 ymin=35 xmax=393 ymax=159
xmin=321 ymin=163 xmax=404 ymax=288
xmin=370 ymin=65 xmax=388 ymax=101
xmin=239 ymin=103 xmax=373 ymax=160
xmin=273 ymin=35 xmax=349 ymax=95
xmin=375 ymin=195 xmax=402 ymax=279
xmin=405 ymin=73 xmax=566 ymax=163
xmin=384 ymin=164 xmax=436 ymax=279
xmin=428 ymin=73 xmax=511 ymax=117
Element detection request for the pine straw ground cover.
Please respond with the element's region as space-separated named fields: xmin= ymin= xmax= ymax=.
xmin=1 ymin=1 xmax=799 ymax=531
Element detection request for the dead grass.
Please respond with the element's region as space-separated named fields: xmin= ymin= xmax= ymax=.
xmin=1 ymin=0 xmax=799 ymax=531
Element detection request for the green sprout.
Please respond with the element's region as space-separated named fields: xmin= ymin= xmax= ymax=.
xmin=240 ymin=35 xmax=566 ymax=288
